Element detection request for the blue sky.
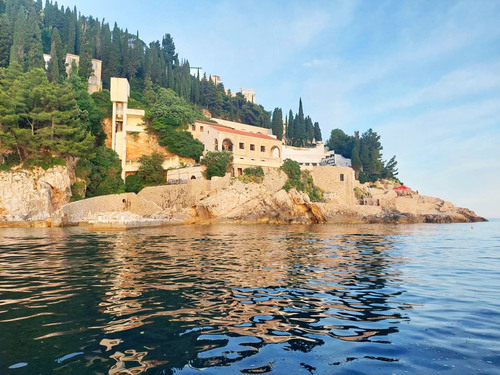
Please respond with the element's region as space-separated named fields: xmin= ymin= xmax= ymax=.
xmin=59 ymin=0 xmax=500 ymax=218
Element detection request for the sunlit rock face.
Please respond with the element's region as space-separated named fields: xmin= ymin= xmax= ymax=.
xmin=0 ymin=166 xmax=71 ymax=223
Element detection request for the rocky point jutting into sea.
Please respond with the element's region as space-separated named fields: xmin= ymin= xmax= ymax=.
xmin=0 ymin=165 xmax=486 ymax=229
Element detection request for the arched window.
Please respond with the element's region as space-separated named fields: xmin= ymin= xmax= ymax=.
xmin=222 ymin=138 xmax=233 ymax=151
xmin=271 ymin=146 xmax=280 ymax=158
xmin=214 ymin=139 xmax=219 ymax=151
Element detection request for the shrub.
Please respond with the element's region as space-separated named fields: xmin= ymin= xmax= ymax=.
xmin=23 ymin=157 xmax=66 ymax=170
xmin=0 ymin=153 xmax=21 ymax=171
xmin=239 ymin=166 xmax=264 ymax=183
xmin=201 ymin=151 xmax=233 ymax=180
xmin=137 ymin=153 xmax=166 ymax=185
xmin=280 ymin=159 xmax=323 ymax=202
xmin=70 ymin=181 xmax=86 ymax=201
xmin=85 ymin=146 xmax=124 ymax=197
xmin=125 ymin=173 xmax=145 ymax=193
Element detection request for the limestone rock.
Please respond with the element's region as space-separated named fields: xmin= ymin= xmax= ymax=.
xmin=0 ymin=166 xmax=71 ymax=223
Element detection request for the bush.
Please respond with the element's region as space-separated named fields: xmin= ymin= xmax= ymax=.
xmin=137 ymin=153 xmax=166 ymax=185
xmin=280 ymin=159 xmax=323 ymax=202
xmin=201 ymin=151 xmax=233 ymax=180
xmin=0 ymin=153 xmax=21 ymax=171
xmin=125 ymin=173 xmax=145 ymax=193
xmin=157 ymin=124 xmax=204 ymax=162
xmin=70 ymin=181 xmax=86 ymax=201
xmin=239 ymin=166 xmax=264 ymax=183
xmin=23 ymin=157 xmax=66 ymax=170
xmin=85 ymin=146 xmax=124 ymax=197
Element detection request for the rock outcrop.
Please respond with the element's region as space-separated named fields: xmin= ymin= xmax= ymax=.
xmin=0 ymin=166 xmax=71 ymax=225
xmin=0 ymin=165 xmax=486 ymax=228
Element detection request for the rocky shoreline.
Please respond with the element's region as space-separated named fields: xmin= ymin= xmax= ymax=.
xmin=0 ymin=166 xmax=487 ymax=229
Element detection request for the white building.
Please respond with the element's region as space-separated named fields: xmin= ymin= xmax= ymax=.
xmin=282 ymin=143 xmax=352 ymax=169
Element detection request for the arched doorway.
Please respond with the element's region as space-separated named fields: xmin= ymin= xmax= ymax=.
xmin=222 ymin=138 xmax=233 ymax=151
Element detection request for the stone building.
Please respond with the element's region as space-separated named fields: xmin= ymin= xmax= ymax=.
xmin=108 ymin=78 xmax=182 ymax=180
xmin=43 ymin=53 xmax=102 ymax=94
xmin=189 ymin=119 xmax=282 ymax=176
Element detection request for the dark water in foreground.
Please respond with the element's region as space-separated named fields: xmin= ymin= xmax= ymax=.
xmin=0 ymin=221 xmax=499 ymax=374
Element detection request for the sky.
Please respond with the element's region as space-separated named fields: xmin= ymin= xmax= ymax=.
xmin=58 ymin=0 xmax=500 ymax=218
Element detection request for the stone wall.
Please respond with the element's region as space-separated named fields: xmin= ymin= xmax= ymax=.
xmin=0 ymin=166 xmax=71 ymax=223
xmin=59 ymin=193 xmax=161 ymax=226
xmin=310 ymin=166 xmax=356 ymax=205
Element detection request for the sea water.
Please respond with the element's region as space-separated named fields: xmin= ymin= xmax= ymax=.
xmin=0 ymin=221 xmax=499 ymax=374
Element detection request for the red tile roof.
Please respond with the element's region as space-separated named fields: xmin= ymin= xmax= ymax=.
xmin=209 ymin=125 xmax=279 ymax=141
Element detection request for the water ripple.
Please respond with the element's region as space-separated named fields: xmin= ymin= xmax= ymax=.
xmin=1 ymin=222 xmax=499 ymax=374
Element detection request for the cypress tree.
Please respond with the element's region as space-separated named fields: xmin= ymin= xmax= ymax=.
xmin=48 ymin=27 xmax=64 ymax=82
xmin=108 ymin=22 xmax=121 ymax=77
xmin=9 ymin=7 xmax=26 ymax=67
xmin=66 ymin=7 xmax=76 ymax=54
xmin=0 ymin=14 xmax=12 ymax=67
xmin=313 ymin=122 xmax=322 ymax=142
xmin=24 ymin=7 xmax=44 ymax=70
xmin=271 ymin=107 xmax=283 ymax=140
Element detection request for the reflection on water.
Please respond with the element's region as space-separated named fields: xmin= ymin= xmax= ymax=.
xmin=0 ymin=223 xmax=499 ymax=374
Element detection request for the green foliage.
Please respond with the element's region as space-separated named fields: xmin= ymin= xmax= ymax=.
xmin=70 ymin=181 xmax=86 ymax=201
xmin=147 ymin=88 xmax=198 ymax=127
xmin=284 ymin=98 xmax=322 ymax=147
xmin=281 ymin=159 xmax=302 ymax=189
xmin=23 ymin=156 xmax=65 ymax=170
xmin=271 ymin=108 xmax=283 ymax=140
xmin=156 ymin=124 xmax=204 ymax=162
xmin=0 ymin=153 xmax=20 ymax=171
xmin=85 ymin=146 xmax=124 ymax=197
xmin=239 ymin=166 xmax=264 ymax=183
xmin=200 ymin=151 xmax=233 ymax=180
xmin=280 ymin=158 xmax=323 ymax=202
xmin=137 ymin=152 xmax=166 ymax=185
xmin=125 ymin=173 xmax=144 ymax=193
xmin=354 ymin=186 xmax=371 ymax=200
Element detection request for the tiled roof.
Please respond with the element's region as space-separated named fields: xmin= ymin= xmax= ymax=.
xmin=209 ymin=125 xmax=279 ymax=141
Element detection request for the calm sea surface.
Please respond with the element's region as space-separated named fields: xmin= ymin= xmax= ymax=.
xmin=0 ymin=221 xmax=499 ymax=374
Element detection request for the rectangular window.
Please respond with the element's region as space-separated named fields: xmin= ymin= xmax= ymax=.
xmin=191 ymin=125 xmax=196 ymax=131
xmin=250 ymin=144 xmax=255 ymax=151
xmin=239 ymin=142 xmax=244 ymax=149
xmin=260 ymin=146 xmax=266 ymax=152
xmin=237 ymin=168 xmax=243 ymax=176
xmin=340 ymin=174 xmax=344 ymax=182
xmin=200 ymin=126 xmax=204 ymax=132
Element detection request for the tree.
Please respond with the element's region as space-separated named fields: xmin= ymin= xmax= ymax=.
xmin=200 ymin=151 xmax=233 ymax=180
xmin=137 ymin=152 xmax=165 ymax=185
xmin=381 ymin=155 xmax=398 ymax=179
xmin=313 ymin=122 xmax=322 ymax=142
xmin=326 ymin=128 xmax=353 ymax=157
xmin=271 ymin=107 xmax=283 ymax=140
xmin=48 ymin=27 xmax=64 ymax=83
xmin=85 ymin=146 xmax=124 ymax=197
xmin=0 ymin=14 xmax=12 ymax=67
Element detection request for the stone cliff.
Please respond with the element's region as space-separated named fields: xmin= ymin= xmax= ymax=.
xmin=0 ymin=166 xmax=486 ymax=227
xmin=0 ymin=166 xmax=71 ymax=226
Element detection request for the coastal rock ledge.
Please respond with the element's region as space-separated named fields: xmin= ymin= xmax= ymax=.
xmin=0 ymin=166 xmax=486 ymax=228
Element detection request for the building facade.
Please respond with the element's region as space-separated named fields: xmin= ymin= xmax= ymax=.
xmin=189 ymin=119 xmax=282 ymax=176
xmin=43 ymin=53 xmax=102 ymax=94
